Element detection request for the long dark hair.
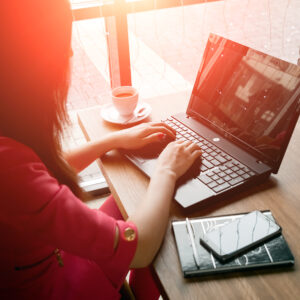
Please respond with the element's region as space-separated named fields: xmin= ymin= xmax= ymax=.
xmin=0 ymin=1 xmax=84 ymax=199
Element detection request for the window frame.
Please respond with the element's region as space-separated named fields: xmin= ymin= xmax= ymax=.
xmin=71 ymin=0 xmax=220 ymax=88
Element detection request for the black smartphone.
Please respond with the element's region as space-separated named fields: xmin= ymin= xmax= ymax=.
xmin=200 ymin=211 xmax=281 ymax=262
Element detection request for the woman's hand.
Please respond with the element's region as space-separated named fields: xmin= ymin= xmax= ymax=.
xmin=128 ymin=139 xmax=202 ymax=268
xmin=155 ymin=139 xmax=202 ymax=180
xmin=64 ymin=122 xmax=175 ymax=172
xmin=115 ymin=122 xmax=176 ymax=150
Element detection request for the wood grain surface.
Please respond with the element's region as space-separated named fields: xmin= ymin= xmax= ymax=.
xmin=78 ymin=91 xmax=300 ymax=300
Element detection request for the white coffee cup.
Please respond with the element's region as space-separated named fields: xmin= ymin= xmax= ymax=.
xmin=111 ymin=86 xmax=138 ymax=117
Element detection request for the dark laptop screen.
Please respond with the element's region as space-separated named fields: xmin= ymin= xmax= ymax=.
xmin=188 ymin=33 xmax=300 ymax=169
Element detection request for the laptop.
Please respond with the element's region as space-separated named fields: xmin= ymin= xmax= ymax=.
xmin=124 ymin=33 xmax=300 ymax=208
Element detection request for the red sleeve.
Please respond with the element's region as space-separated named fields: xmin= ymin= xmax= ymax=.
xmin=0 ymin=138 xmax=137 ymax=283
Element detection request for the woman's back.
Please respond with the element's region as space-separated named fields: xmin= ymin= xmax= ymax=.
xmin=0 ymin=137 xmax=57 ymax=295
xmin=0 ymin=136 xmax=136 ymax=299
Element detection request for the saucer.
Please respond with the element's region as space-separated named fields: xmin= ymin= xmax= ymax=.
xmin=101 ymin=102 xmax=152 ymax=125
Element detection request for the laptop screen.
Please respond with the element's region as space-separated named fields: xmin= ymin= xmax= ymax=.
xmin=187 ymin=33 xmax=300 ymax=170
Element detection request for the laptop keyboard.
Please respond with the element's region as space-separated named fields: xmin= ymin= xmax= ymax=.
xmin=163 ymin=117 xmax=256 ymax=194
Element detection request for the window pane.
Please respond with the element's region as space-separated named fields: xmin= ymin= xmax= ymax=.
xmin=71 ymin=0 xmax=114 ymax=7
xmin=64 ymin=17 xmax=111 ymax=193
xmin=67 ymin=18 xmax=111 ymax=111
xmin=127 ymin=1 xmax=300 ymax=100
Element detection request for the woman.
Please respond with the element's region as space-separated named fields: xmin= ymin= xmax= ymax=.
xmin=0 ymin=1 xmax=201 ymax=299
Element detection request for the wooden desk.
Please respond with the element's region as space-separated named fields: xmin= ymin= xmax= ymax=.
xmin=78 ymin=91 xmax=300 ymax=299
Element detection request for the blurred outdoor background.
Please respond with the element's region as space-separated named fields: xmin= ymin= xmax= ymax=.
xmin=64 ymin=0 xmax=300 ymax=204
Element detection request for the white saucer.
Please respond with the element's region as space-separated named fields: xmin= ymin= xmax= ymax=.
xmin=101 ymin=102 xmax=152 ymax=125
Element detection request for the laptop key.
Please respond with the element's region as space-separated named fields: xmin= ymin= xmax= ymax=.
xmin=213 ymin=168 xmax=221 ymax=174
xmin=212 ymin=182 xmax=230 ymax=193
xmin=218 ymin=172 xmax=227 ymax=178
xmin=243 ymin=166 xmax=250 ymax=172
xmin=208 ymin=181 xmax=218 ymax=189
xmin=199 ymin=175 xmax=212 ymax=184
xmin=224 ymin=175 xmax=232 ymax=181
xmin=235 ymin=163 xmax=244 ymax=168
xmin=237 ymin=169 xmax=245 ymax=175
xmin=211 ymin=159 xmax=221 ymax=166
xmin=215 ymin=155 xmax=226 ymax=164
xmin=203 ymin=160 xmax=214 ymax=169
xmin=242 ymin=173 xmax=251 ymax=179
xmin=228 ymin=177 xmax=244 ymax=186
xmin=216 ymin=178 xmax=225 ymax=185
xmin=219 ymin=165 xmax=227 ymax=171
xmin=202 ymin=152 xmax=208 ymax=158
xmin=211 ymin=174 xmax=219 ymax=181
xmin=200 ymin=165 xmax=208 ymax=172
xmin=231 ymin=166 xmax=239 ymax=172
xmin=226 ymin=162 xmax=234 ymax=168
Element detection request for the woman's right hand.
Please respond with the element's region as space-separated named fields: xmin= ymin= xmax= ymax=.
xmin=155 ymin=139 xmax=202 ymax=180
xmin=129 ymin=139 xmax=201 ymax=268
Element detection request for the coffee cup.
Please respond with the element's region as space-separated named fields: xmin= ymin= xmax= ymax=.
xmin=111 ymin=86 xmax=138 ymax=117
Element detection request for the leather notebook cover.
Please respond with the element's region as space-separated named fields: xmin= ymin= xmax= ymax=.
xmin=172 ymin=211 xmax=294 ymax=278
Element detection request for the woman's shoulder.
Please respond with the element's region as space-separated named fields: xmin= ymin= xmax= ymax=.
xmin=0 ymin=136 xmax=57 ymax=213
xmin=0 ymin=136 xmax=42 ymax=169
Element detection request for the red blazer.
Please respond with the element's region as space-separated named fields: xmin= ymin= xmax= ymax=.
xmin=0 ymin=137 xmax=137 ymax=300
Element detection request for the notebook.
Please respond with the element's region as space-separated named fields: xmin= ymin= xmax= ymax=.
xmin=124 ymin=33 xmax=300 ymax=208
xmin=172 ymin=211 xmax=294 ymax=277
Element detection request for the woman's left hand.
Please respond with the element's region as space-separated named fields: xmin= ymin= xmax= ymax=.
xmin=115 ymin=122 xmax=176 ymax=150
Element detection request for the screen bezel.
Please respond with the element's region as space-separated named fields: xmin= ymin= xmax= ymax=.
xmin=186 ymin=33 xmax=300 ymax=173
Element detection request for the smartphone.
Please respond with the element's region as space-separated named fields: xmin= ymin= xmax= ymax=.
xmin=200 ymin=211 xmax=281 ymax=262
